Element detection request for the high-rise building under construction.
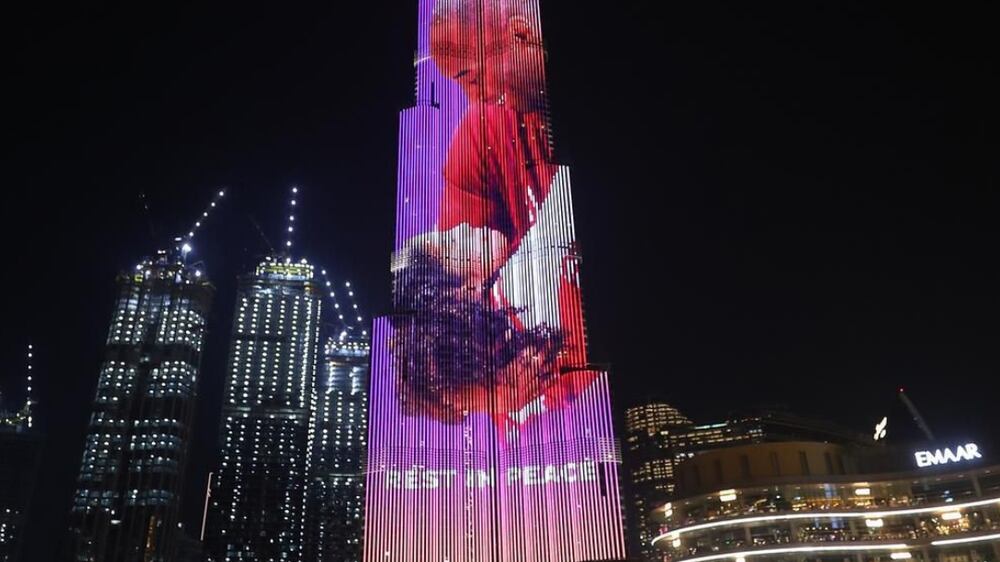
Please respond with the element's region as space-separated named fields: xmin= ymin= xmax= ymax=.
xmin=206 ymin=187 xmax=371 ymax=562
xmin=304 ymin=335 xmax=370 ymax=562
xmin=205 ymin=256 xmax=323 ymax=562
xmin=68 ymin=190 xmax=225 ymax=562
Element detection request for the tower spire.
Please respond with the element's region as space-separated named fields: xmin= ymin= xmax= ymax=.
xmin=285 ymin=186 xmax=298 ymax=255
xmin=365 ymin=2 xmax=625 ymax=559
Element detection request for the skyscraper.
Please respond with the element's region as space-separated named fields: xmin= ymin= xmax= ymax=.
xmin=206 ymin=255 xmax=323 ymax=562
xmin=623 ymin=403 xmax=692 ymax=562
xmin=304 ymin=335 xmax=370 ymax=562
xmin=68 ymin=249 xmax=215 ymax=562
xmin=363 ymin=2 xmax=626 ymax=561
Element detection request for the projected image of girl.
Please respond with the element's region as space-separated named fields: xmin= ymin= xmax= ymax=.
xmin=391 ymin=0 xmax=598 ymax=429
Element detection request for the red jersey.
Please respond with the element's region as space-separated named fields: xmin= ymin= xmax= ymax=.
xmin=439 ymin=102 xmax=559 ymax=248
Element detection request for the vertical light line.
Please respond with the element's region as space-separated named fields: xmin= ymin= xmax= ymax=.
xmin=201 ymin=472 xmax=213 ymax=541
xmin=25 ymin=342 xmax=33 ymax=429
xmin=287 ymin=187 xmax=298 ymax=251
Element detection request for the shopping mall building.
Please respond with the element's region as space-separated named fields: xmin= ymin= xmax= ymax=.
xmin=650 ymin=441 xmax=999 ymax=562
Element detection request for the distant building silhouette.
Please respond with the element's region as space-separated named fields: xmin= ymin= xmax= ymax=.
xmin=1 ymin=356 xmax=42 ymax=562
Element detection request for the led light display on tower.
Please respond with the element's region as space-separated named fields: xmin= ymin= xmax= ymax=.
xmin=364 ymin=1 xmax=626 ymax=561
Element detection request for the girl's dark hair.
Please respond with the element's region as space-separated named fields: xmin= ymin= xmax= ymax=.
xmin=390 ymin=252 xmax=563 ymax=423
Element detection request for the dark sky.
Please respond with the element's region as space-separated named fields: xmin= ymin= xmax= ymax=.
xmin=2 ymin=1 xmax=996 ymax=558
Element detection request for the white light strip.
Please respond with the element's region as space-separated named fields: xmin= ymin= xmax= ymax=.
xmin=931 ymin=533 xmax=1000 ymax=546
xmin=653 ymin=496 xmax=1000 ymax=544
xmin=200 ymin=472 xmax=213 ymax=541
xmin=184 ymin=188 xmax=226 ymax=244
xmin=286 ymin=186 xmax=298 ymax=250
xmin=25 ymin=342 xmax=33 ymax=429
xmin=673 ymin=544 xmax=909 ymax=562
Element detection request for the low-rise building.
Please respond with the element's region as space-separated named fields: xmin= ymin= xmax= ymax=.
xmin=651 ymin=441 xmax=999 ymax=562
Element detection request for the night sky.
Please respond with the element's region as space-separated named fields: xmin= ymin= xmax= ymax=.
xmin=2 ymin=1 xmax=996 ymax=558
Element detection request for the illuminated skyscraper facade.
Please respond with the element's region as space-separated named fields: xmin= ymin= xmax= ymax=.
xmin=206 ymin=256 xmax=322 ymax=562
xmin=363 ymin=1 xmax=626 ymax=561
xmin=304 ymin=335 xmax=370 ymax=562
xmin=68 ymin=252 xmax=214 ymax=562
xmin=623 ymin=403 xmax=693 ymax=562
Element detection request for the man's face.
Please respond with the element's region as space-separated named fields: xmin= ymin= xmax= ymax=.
xmin=430 ymin=6 xmax=546 ymax=111
xmin=430 ymin=10 xmax=504 ymax=103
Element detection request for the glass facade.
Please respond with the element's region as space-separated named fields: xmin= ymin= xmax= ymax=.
xmin=624 ymin=403 xmax=694 ymax=562
xmin=68 ymin=254 xmax=213 ymax=562
xmin=206 ymin=257 xmax=323 ymax=562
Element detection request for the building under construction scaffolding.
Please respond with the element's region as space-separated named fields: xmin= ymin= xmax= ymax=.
xmin=68 ymin=190 xmax=224 ymax=562
xmin=67 ymin=252 xmax=214 ymax=562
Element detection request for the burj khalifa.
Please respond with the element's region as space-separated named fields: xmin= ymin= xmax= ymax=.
xmin=363 ymin=1 xmax=627 ymax=560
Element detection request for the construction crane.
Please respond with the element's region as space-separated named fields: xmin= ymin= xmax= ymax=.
xmin=898 ymin=387 xmax=935 ymax=441
xmin=173 ymin=189 xmax=227 ymax=261
xmin=281 ymin=186 xmax=367 ymax=340
xmin=1 ymin=342 xmax=34 ymax=431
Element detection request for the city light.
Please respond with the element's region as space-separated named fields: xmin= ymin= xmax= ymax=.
xmin=669 ymin=544 xmax=909 ymax=562
xmin=719 ymin=489 xmax=738 ymax=502
xmin=653 ymin=496 xmax=1000 ymax=542
xmin=70 ymin=255 xmax=213 ymax=559
xmin=931 ymin=533 xmax=1000 ymax=546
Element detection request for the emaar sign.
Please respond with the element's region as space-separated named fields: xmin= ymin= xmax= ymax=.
xmin=914 ymin=443 xmax=983 ymax=468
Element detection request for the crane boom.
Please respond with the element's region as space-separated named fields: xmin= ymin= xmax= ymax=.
xmin=899 ymin=388 xmax=935 ymax=441
xmin=175 ymin=189 xmax=227 ymax=259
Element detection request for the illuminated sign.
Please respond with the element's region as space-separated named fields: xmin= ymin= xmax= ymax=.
xmin=914 ymin=443 xmax=982 ymax=468
xmin=873 ymin=416 xmax=888 ymax=441
xmin=362 ymin=0 xmax=626 ymax=560
xmin=384 ymin=461 xmax=599 ymax=490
